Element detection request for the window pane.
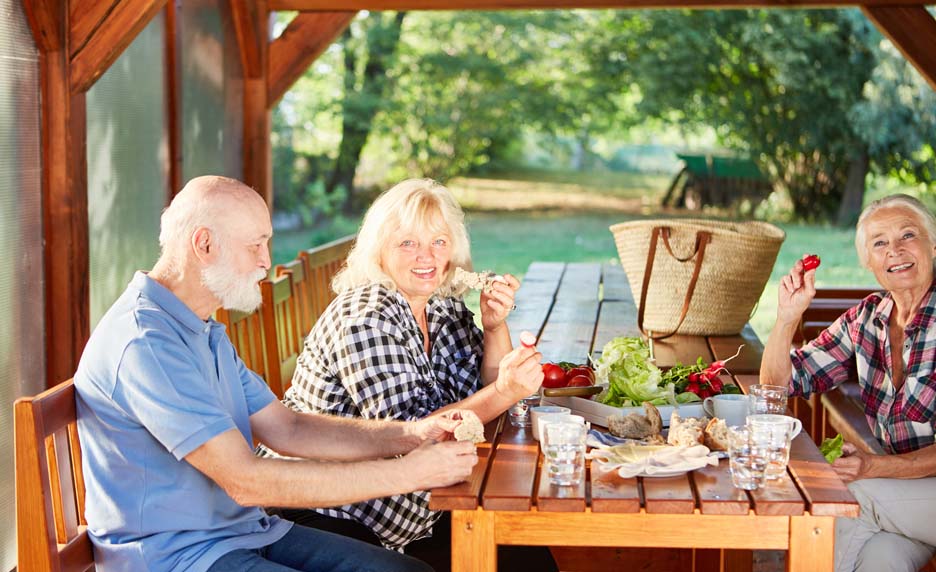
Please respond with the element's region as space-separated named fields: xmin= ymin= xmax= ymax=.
xmin=0 ymin=0 xmax=44 ymax=568
xmin=87 ymin=12 xmax=169 ymax=327
xmin=182 ymin=0 xmax=244 ymax=181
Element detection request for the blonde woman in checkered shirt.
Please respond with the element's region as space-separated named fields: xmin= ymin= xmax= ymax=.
xmin=260 ymin=179 xmax=557 ymax=571
xmin=761 ymin=194 xmax=936 ymax=572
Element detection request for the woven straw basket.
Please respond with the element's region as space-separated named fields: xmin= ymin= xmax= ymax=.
xmin=611 ymin=219 xmax=785 ymax=337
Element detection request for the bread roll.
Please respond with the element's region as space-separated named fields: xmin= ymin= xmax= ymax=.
xmin=703 ymin=417 xmax=729 ymax=451
xmin=667 ymin=412 xmax=705 ymax=447
xmin=454 ymin=410 xmax=485 ymax=444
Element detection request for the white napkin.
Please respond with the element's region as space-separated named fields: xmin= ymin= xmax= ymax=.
xmin=590 ymin=444 xmax=718 ymax=478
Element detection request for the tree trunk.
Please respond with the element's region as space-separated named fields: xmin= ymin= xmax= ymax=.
xmin=326 ymin=12 xmax=407 ymax=209
xmin=836 ymin=150 xmax=869 ymax=227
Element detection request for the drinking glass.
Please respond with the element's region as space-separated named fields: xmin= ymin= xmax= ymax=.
xmin=746 ymin=414 xmax=802 ymax=480
xmin=750 ymin=384 xmax=789 ymax=415
xmin=542 ymin=421 xmax=587 ymax=486
xmin=508 ymin=393 xmax=541 ymax=427
xmin=727 ymin=426 xmax=767 ymax=490
xmin=531 ymin=406 xmax=570 ymax=441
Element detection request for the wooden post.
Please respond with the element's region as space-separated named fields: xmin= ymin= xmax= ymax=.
xmin=788 ymin=514 xmax=835 ymax=572
xmin=23 ymin=0 xmax=91 ymax=388
xmin=231 ymin=0 xmax=272 ymax=206
xmin=451 ymin=509 xmax=497 ymax=572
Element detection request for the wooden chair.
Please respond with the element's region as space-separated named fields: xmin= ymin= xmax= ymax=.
xmin=261 ymin=275 xmax=302 ymax=399
xmin=276 ymin=258 xmax=314 ymax=338
xmin=299 ymin=234 xmax=355 ymax=326
xmin=15 ymin=379 xmax=95 ymax=572
xmin=215 ymin=308 xmax=269 ymax=382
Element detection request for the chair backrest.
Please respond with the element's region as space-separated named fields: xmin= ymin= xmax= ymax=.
xmin=15 ymin=379 xmax=95 ymax=572
xmin=216 ymin=308 xmax=269 ymax=381
xmin=276 ymin=258 xmax=313 ymax=337
xmin=299 ymin=234 xmax=355 ymax=326
xmin=261 ymin=275 xmax=301 ymax=399
xmin=795 ymin=287 xmax=879 ymax=344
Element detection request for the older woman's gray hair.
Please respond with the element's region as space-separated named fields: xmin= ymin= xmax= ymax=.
xmin=854 ymin=194 xmax=936 ymax=268
xmin=332 ymin=178 xmax=472 ymax=296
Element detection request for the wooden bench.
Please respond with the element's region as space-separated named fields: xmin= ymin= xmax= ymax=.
xmin=15 ymin=379 xmax=95 ymax=571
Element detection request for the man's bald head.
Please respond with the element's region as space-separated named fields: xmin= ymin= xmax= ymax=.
xmin=158 ymin=176 xmax=269 ymax=270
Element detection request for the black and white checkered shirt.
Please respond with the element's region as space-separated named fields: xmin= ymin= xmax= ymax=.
xmin=259 ymin=283 xmax=483 ymax=549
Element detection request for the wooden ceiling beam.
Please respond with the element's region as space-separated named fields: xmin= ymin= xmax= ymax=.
xmin=230 ymin=0 xmax=265 ymax=78
xmin=268 ymin=12 xmax=356 ymax=105
xmin=270 ymin=0 xmax=920 ymax=9
xmin=862 ymin=5 xmax=936 ymax=92
xmin=69 ymin=0 xmax=119 ymax=56
xmin=69 ymin=0 xmax=167 ymax=94
xmin=20 ymin=0 xmax=63 ymax=51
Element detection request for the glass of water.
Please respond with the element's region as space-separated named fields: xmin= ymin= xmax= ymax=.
xmin=750 ymin=384 xmax=789 ymax=415
xmin=543 ymin=421 xmax=587 ymax=486
xmin=727 ymin=426 xmax=767 ymax=490
xmin=747 ymin=414 xmax=802 ymax=480
xmin=508 ymin=393 xmax=541 ymax=427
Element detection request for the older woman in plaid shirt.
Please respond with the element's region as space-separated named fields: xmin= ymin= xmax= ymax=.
xmin=762 ymin=194 xmax=936 ymax=572
xmin=260 ymin=178 xmax=557 ymax=571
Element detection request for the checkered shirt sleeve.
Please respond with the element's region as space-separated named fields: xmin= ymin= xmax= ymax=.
xmin=790 ymin=287 xmax=936 ymax=454
xmin=264 ymin=284 xmax=484 ymax=548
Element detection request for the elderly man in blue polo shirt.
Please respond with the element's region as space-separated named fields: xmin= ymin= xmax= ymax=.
xmin=74 ymin=175 xmax=490 ymax=572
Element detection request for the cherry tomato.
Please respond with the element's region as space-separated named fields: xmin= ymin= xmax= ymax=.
xmin=541 ymin=363 xmax=568 ymax=388
xmin=567 ymin=375 xmax=593 ymax=387
xmin=565 ymin=366 xmax=595 ymax=383
xmin=802 ymin=254 xmax=821 ymax=272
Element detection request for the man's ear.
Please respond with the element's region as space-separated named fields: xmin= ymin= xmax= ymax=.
xmin=192 ymin=227 xmax=215 ymax=264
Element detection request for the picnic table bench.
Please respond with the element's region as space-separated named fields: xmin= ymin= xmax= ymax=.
xmin=429 ymin=261 xmax=858 ymax=572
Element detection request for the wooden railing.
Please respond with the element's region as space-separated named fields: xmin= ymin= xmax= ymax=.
xmin=215 ymin=234 xmax=355 ymax=398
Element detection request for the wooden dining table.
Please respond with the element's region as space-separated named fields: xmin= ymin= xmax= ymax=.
xmin=429 ymin=262 xmax=859 ymax=572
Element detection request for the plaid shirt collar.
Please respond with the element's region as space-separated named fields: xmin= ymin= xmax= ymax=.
xmin=870 ymin=280 xmax=936 ymax=336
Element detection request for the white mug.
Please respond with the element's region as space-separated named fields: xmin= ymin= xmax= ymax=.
xmin=703 ymin=394 xmax=753 ymax=427
xmin=531 ymin=406 xmax=570 ymax=441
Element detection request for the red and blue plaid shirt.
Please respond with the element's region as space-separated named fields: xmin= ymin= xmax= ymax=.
xmin=790 ymin=281 xmax=936 ymax=454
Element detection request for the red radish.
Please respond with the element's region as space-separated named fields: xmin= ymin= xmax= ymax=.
xmin=705 ymin=344 xmax=745 ymax=376
xmin=802 ymin=254 xmax=821 ymax=272
xmin=520 ymin=331 xmax=537 ymax=348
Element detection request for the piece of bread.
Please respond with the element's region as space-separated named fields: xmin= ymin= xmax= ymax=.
xmin=667 ymin=412 xmax=705 ymax=447
xmin=608 ymin=402 xmax=663 ymax=440
xmin=454 ymin=410 xmax=485 ymax=444
xmin=703 ymin=417 xmax=729 ymax=451
xmin=452 ymin=267 xmax=504 ymax=294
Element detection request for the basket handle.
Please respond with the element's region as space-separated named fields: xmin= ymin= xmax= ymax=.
xmin=637 ymin=227 xmax=712 ymax=340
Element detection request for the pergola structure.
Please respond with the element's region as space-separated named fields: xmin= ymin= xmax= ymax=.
xmin=19 ymin=0 xmax=936 ymax=388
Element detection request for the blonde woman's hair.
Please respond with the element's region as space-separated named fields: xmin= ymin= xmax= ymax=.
xmin=854 ymin=193 xmax=936 ymax=268
xmin=332 ymin=178 xmax=472 ymax=296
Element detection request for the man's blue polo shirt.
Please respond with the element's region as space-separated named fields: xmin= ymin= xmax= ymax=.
xmin=75 ymin=272 xmax=292 ymax=572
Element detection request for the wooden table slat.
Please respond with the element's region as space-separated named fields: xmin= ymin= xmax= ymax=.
xmin=536 ymin=298 xmax=601 ymax=364
xmin=429 ymin=418 xmax=503 ymax=511
xmin=600 ymin=263 xmax=633 ymax=302
xmin=692 ymin=461 xmax=752 ymax=515
xmin=592 ymin=300 xmax=640 ymax=359
xmin=535 ymin=453 xmax=587 ymax=512
xmin=481 ymin=423 xmax=539 ymax=512
xmin=747 ymin=471 xmax=806 ymax=516
xmin=555 ymin=262 xmax=602 ymax=301
xmin=788 ymin=433 xmax=860 ymax=517
xmin=590 ymin=467 xmax=642 ymax=513
xmin=641 ymin=474 xmax=696 ymax=514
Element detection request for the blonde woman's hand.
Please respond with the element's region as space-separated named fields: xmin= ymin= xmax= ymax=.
xmin=480 ymin=273 xmax=520 ymax=332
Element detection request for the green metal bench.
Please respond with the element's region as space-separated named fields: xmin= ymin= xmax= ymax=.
xmin=662 ymin=153 xmax=772 ymax=210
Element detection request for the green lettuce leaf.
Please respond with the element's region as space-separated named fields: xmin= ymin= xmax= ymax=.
xmin=819 ymin=434 xmax=844 ymax=463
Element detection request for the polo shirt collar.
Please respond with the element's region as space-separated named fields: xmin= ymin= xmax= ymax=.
xmin=130 ymin=271 xmax=212 ymax=335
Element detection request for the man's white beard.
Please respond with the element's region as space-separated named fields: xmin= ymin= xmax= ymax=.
xmin=201 ymin=252 xmax=266 ymax=313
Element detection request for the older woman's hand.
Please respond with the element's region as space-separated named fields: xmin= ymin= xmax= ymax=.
xmin=832 ymin=442 xmax=875 ymax=482
xmin=480 ymin=273 xmax=520 ymax=332
xmin=493 ymin=345 xmax=544 ymax=401
xmin=776 ymin=256 xmax=818 ymax=327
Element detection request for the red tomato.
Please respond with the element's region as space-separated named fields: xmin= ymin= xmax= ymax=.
xmin=567 ymin=375 xmax=593 ymax=387
xmin=566 ymin=366 xmax=595 ymax=382
xmin=541 ymin=363 xmax=568 ymax=388
xmin=802 ymin=254 xmax=821 ymax=272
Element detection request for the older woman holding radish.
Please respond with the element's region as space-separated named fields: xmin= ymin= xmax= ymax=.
xmin=259 ymin=178 xmax=556 ymax=572
xmin=760 ymin=193 xmax=936 ymax=572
